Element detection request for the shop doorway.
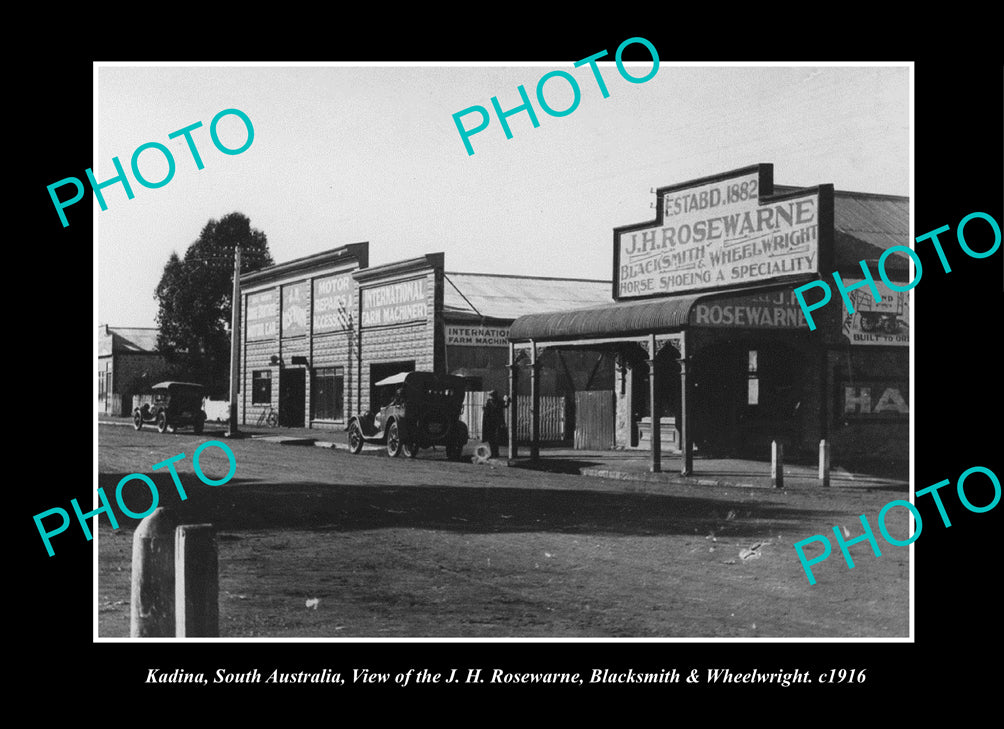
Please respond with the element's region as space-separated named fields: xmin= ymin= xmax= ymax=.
xmin=279 ymin=367 xmax=306 ymax=427
xmin=693 ymin=340 xmax=806 ymax=457
xmin=630 ymin=343 xmax=682 ymax=449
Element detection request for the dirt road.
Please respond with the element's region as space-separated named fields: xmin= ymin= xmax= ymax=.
xmin=97 ymin=425 xmax=909 ymax=638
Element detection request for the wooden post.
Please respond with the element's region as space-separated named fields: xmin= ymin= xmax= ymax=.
xmin=227 ymin=246 xmax=241 ymax=437
xmin=772 ymin=440 xmax=784 ymax=489
xmin=175 ymin=524 xmax=219 ymax=637
xmin=508 ymin=343 xmax=518 ymax=460
xmin=530 ymin=342 xmax=540 ymax=460
xmin=819 ymin=439 xmax=831 ymax=488
xmin=130 ymin=507 xmax=178 ymax=637
xmin=648 ymin=333 xmax=660 ymax=473
xmin=679 ymin=332 xmax=693 ymax=476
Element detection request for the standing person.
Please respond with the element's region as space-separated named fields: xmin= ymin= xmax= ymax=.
xmin=482 ymin=390 xmax=506 ymax=458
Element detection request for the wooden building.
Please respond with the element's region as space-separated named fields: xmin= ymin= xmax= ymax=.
xmin=508 ymin=164 xmax=909 ymax=471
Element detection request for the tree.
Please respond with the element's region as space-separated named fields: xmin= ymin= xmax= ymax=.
xmin=155 ymin=212 xmax=274 ymax=397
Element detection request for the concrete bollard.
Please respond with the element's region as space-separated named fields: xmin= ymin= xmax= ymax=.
xmin=175 ymin=524 xmax=219 ymax=637
xmin=771 ymin=440 xmax=784 ymax=489
xmin=130 ymin=507 xmax=178 ymax=637
xmin=819 ymin=439 xmax=831 ymax=488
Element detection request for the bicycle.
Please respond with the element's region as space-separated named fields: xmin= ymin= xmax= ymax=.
xmin=256 ymin=406 xmax=279 ymax=427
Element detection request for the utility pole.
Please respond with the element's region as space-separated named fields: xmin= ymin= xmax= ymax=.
xmin=226 ymin=245 xmax=242 ymax=437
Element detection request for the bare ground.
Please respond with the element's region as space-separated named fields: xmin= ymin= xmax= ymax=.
xmin=97 ymin=425 xmax=909 ymax=638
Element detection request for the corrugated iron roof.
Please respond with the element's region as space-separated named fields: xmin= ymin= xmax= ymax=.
xmin=101 ymin=326 xmax=161 ymax=354
xmin=832 ymin=190 xmax=909 ymax=269
xmin=444 ymin=272 xmax=612 ymax=321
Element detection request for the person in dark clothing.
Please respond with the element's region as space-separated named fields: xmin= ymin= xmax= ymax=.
xmin=481 ymin=390 xmax=507 ymax=458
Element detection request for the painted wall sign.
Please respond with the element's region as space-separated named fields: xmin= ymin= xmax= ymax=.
xmin=361 ymin=278 xmax=427 ymax=327
xmin=282 ymin=282 xmax=309 ymax=337
xmin=841 ymin=382 xmax=909 ymax=419
xmin=313 ymin=273 xmax=353 ymax=333
xmin=246 ymin=290 xmax=277 ymax=341
xmin=840 ymin=280 xmax=910 ymax=346
xmin=446 ymin=324 xmax=509 ymax=347
xmin=690 ymin=288 xmax=808 ymax=329
xmin=616 ymin=169 xmax=822 ymax=298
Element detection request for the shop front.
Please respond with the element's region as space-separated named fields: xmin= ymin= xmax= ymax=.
xmin=239 ymin=246 xmax=613 ymax=436
xmin=508 ymin=163 xmax=839 ymax=472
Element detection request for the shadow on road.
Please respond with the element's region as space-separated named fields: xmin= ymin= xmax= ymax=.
xmin=99 ymin=470 xmax=844 ymax=538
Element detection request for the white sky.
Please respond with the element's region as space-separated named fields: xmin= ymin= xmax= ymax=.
xmin=95 ymin=62 xmax=910 ymax=328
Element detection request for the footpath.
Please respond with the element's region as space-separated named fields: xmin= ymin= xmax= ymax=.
xmin=98 ymin=415 xmax=908 ymax=492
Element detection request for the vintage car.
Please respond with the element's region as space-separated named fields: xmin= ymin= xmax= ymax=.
xmin=133 ymin=381 xmax=207 ymax=434
xmin=346 ymin=371 xmax=469 ymax=459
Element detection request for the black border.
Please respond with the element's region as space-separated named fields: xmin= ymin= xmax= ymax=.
xmin=24 ymin=25 xmax=1004 ymax=715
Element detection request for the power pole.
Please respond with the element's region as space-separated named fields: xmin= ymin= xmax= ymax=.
xmin=226 ymin=246 xmax=242 ymax=437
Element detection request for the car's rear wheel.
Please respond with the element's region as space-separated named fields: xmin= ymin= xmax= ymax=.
xmin=156 ymin=411 xmax=169 ymax=434
xmin=193 ymin=418 xmax=204 ymax=435
xmin=347 ymin=423 xmax=364 ymax=454
xmin=133 ymin=410 xmax=143 ymax=430
xmin=386 ymin=421 xmax=402 ymax=457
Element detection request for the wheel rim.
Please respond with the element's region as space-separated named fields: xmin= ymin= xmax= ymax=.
xmin=387 ymin=423 xmax=400 ymax=456
xmin=349 ymin=426 xmax=362 ymax=451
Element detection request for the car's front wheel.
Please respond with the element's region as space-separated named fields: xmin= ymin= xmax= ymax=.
xmin=386 ymin=421 xmax=403 ymax=457
xmin=402 ymin=441 xmax=419 ymax=458
xmin=156 ymin=411 xmax=169 ymax=434
xmin=133 ymin=410 xmax=143 ymax=431
xmin=347 ymin=423 xmax=364 ymax=454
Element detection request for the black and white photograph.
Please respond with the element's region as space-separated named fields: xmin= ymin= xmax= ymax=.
xmin=23 ymin=32 xmax=1001 ymax=709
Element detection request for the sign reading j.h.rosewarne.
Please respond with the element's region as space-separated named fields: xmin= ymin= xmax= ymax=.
xmin=615 ymin=166 xmax=830 ymax=299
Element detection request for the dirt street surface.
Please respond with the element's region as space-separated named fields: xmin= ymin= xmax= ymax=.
xmin=97 ymin=425 xmax=909 ymax=638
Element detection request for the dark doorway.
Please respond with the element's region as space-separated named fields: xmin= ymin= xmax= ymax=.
xmin=693 ymin=339 xmax=807 ymax=457
xmin=279 ymin=367 xmax=306 ymax=427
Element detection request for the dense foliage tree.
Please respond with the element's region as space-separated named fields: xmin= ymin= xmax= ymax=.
xmin=154 ymin=212 xmax=274 ymax=396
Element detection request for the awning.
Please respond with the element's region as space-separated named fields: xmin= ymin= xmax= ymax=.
xmin=508 ymin=283 xmax=803 ymax=342
xmin=509 ymin=292 xmax=705 ymax=342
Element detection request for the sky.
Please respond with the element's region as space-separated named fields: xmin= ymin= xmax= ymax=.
xmin=95 ymin=62 xmax=910 ymax=328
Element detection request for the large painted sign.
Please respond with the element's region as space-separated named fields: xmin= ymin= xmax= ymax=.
xmin=840 ymin=281 xmax=909 ymax=346
xmin=690 ymin=288 xmax=808 ymax=329
xmin=246 ymin=290 xmax=277 ymax=341
xmin=446 ymin=324 xmax=509 ymax=347
xmin=282 ymin=282 xmax=309 ymax=337
xmin=313 ymin=273 xmax=353 ymax=333
xmin=615 ymin=168 xmax=824 ymax=299
xmin=361 ymin=278 xmax=427 ymax=327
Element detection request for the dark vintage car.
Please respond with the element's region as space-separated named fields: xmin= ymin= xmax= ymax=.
xmin=133 ymin=381 xmax=207 ymax=434
xmin=346 ymin=371 xmax=469 ymax=459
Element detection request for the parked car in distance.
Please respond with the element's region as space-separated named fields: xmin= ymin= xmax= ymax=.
xmin=346 ymin=371 xmax=469 ymax=460
xmin=133 ymin=381 xmax=207 ymax=434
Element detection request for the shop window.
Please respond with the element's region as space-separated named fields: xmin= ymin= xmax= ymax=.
xmin=252 ymin=370 xmax=272 ymax=404
xmin=312 ymin=367 xmax=344 ymax=421
xmin=747 ymin=350 xmax=759 ymax=405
